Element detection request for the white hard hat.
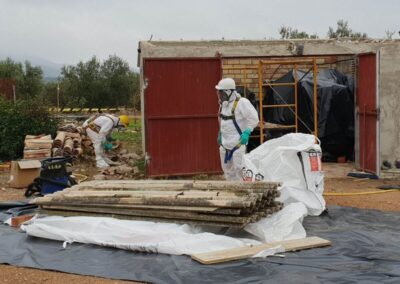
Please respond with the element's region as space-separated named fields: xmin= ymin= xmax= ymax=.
xmin=215 ymin=78 xmax=236 ymax=90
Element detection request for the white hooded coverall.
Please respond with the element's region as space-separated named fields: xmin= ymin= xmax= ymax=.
xmin=219 ymin=92 xmax=259 ymax=180
xmin=82 ymin=114 xmax=119 ymax=168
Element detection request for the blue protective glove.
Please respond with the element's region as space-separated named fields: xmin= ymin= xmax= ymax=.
xmin=103 ymin=141 xmax=113 ymax=151
xmin=217 ymin=131 xmax=222 ymax=145
xmin=240 ymin=128 xmax=252 ymax=145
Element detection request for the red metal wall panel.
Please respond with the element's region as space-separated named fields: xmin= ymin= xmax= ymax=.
xmin=357 ymin=54 xmax=377 ymax=173
xmin=144 ymin=58 xmax=222 ymax=176
xmin=0 ymin=79 xmax=15 ymax=100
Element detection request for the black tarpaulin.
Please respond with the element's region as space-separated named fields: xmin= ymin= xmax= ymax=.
xmin=0 ymin=206 xmax=399 ymax=283
xmin=264 ymin=69 xmax=355 ymax=161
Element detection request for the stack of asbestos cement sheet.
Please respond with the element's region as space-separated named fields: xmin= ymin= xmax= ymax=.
xmin=31 ymin=180 xmax=283 ymax=227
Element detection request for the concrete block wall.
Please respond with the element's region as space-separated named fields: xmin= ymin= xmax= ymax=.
xmin=379 ymin=43 xmax=400 ymax=166
xmin=222 ymin=56 xmax=354 ymax=95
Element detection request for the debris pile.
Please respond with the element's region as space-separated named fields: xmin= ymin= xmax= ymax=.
xmin=31 ymin=180 xmax=283 ymax=227
xmin=92 ymin=151 xmax=142 ymax=180
xmin=52 ymin=131 xmax=83 ymax=158
xmin=24 ymin=135 xmax=53 ymax=159
xmin=52 ymin=123 xmax=85 ymax=158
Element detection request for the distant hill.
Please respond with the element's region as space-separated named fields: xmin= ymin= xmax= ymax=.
xmin=0 ymin=52 xmax=63 ymax=78
xmin=43 ymin=77 xmax=59 ymax=83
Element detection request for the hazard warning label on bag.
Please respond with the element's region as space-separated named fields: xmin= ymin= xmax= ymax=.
xmin=242 ymin=167 xmax=254 ymax=181
xmin=308 ymin=150 xmax=322 ymax=172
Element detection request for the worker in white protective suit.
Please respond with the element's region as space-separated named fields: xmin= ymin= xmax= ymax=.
xmin=82 ymin=114 xmax=129 ymax=168
xmin=216 ymin=78 xmax=259 ymax=180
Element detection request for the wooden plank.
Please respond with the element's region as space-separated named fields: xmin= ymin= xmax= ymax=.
xmin=191 ymin=236 xmax=331 ymax=264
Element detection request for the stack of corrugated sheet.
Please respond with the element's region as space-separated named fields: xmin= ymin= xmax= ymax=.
xmin=52 ymin=131 xmax=83 ymax=158
xmin=24 ymin=135 xmax=53 ymax=159
xmin=31 ymin=180 xmax=283 ymax=227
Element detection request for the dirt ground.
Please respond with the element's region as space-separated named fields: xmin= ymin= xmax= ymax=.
xmin=0 ymin=162 xmax=399 ymax=283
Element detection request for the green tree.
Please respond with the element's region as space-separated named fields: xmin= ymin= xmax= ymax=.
xmin=328 ymin=20 xmax=368 ymax=39
xmin=40 ymin=81 xmax=59 ymax=106
xmin=60 ymin=56 xmax=100 ymax=107
xmin=100 ymin=55 xmax=136 ymax=107
xmin=0 ymin=97 xmax=58 ymax=160
xmin=279 ymin=25 xmax=318 ymax=39
xmin=59 ymin=55 xmax=140 ymax=109
xmin=0 ymin=58 xmax=44 ymax=100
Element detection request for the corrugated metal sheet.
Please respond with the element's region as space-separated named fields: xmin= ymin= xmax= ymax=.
xmin=144 ymin=58 xmax=222 ymax=176
xmin=357 ymin=53 xmax=377 ymax=173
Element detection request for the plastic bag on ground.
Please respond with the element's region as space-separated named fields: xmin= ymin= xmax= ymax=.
xmin=242 ymin=133 xmax=325 ymax=216
xmin=244 ymin=202 xmax=308 ymax=242
xmin=21 ymin=216 xmax=261 ymax=255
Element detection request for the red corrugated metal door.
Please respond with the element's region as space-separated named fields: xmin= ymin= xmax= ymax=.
xmin=357 ymin=53 xmax=379 ymax=174
xmin=144 ymin=58 xmax=222 ymax=176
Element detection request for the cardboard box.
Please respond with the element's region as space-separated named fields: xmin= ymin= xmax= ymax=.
xmin=9 ymin=160 xmax=41 ymax=188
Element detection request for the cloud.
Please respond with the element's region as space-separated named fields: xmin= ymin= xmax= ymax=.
xmin=0 ymin=0 xmax=398 ymax=68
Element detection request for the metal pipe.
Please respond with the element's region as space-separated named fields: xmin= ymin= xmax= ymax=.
xmin=263 ymin=104 xmax=296 ymax=108
xmin=222 ymin=66 xmax=259 ymax=70
xmin=294 ymin=64 xmax=298 ymax=133
xmin=313 ymin=58 xmax=318 ymax=137
xmin=258 ymin=61 xmax=264 ymax=144
xmin=260 ymin=60 xmax=314 ymax=65
xmin=263 ymin=82 xmax=296 ymax=87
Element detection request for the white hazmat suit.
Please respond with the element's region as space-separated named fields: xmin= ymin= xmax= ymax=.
xmin=82 ymin=114 xmax=120 ymax=168
xmin=219 ymin=91 xmax=259 ymax=180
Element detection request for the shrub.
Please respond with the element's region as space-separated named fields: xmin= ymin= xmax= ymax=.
xmin=0 ymin=97 xmax=59 ymax=160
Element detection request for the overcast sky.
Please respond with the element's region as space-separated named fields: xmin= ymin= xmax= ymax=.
xmin=0 ymin=0 xmax=399 ymax=68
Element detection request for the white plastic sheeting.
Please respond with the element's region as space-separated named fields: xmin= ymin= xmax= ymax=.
xmin=243 ymin=133 xmax=325 ymax=216
xmin=244 ymin=202 xmax=308 ymax=242
xmin=21 ymin=216 xmax=260 ymax=255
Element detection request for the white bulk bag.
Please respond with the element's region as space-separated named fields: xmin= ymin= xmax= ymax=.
xmin=242 ymin=133 xmax=325 ymax=216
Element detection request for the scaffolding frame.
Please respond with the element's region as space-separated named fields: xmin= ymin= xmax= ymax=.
xmin=258 ymin=58 xmax=318 ymax=144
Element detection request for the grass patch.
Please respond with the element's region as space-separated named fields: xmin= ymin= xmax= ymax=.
xmin=112 ymin=121 xmax=145 ymax=175
xmin=112 ymin=121 xmax=141 ymax=146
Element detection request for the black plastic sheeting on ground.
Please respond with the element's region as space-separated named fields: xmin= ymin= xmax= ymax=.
xmin=0 ymin=200 xmax=37 ymax=223
xmin=0 ymin=205 xmax=399 ymax=283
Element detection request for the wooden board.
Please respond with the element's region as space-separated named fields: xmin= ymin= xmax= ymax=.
xmin=191 ymin=236 xmax=331 ymax=264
